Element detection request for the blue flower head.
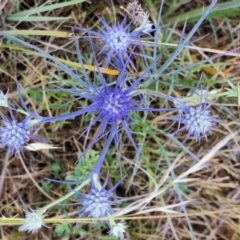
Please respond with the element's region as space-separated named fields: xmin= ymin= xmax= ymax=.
xmin=169 ymin=91 xmax=219 ymax=143
xmin=95 ymin=86 xmax=131 ymax=122
xmin=72 ymin=15 xmax=154 ymax=67
xmin=0 ymin=104 xmax=42 ymax=155
xmin=76 ymin=172 xmax=120 ymax=218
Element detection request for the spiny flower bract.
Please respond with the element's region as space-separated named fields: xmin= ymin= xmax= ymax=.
xmin=19 ymin=209 xmax=47 ymax=233
xmin=71 ymin=15 xmax=154 ymax=67
xmin=108 ymin=221 xmax=127 ymax=240
xmin=37 ymin=56 xmax=169 ymax=173
xmin=75 ymin=172 xmax=120 ymax=218
xmin=0 ymin=107 xmax=42 ymax=155
xmin=95 ymin=86 xmax=132 ymax=122
xmin=169 ymin=94 xmax=219 ymax=143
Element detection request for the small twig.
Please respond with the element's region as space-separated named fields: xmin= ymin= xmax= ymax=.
xmin=0 ymin=152 xmax=10 ymax=198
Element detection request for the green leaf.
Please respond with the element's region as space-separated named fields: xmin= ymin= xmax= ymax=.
xmin=55 ymin=223 xmax=71 ymax=237
xmin=178 ymin=182 xmax=189 ymax=194
xmin=6 ymin=16 xmax=68 ymax=22
xmin=3 ymin=30 xmax=69 ymax=37
xmin=7 ymin=0 xmax=87 ymax=17
xmin=48 ymin=161 xmax=61 ymax=178
xmin=65 ymin=150 xmax=99 ymax=181
xmin=64 ymin=175 xmax=79 ymax=181
xmin=165 ymin=0 xmax=240 ymax=24
xmin=40 ymin=180 xmax=52 ymax=194
xmin=74 ymin=225 xmax=87 ymax=236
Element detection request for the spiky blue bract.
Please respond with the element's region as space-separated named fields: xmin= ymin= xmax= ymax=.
xmin=36 ymin=54 xmax=172 ymax=173
xmin=71 ymin=15 xmax=154 ymax=67
xmin=0 ymin=107 xmax=43 ymax=155
xmin=96 ymin=87 xmax=131 ymax=121
xmin=74 ymin=172 xmax=120 ymax=218
xmin=168 ymin=96 xmax=219 ymax=143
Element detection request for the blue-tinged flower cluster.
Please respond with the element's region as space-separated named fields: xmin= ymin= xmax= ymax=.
xmin=72 ymin=14 xmax=154 ymax=67
xmin=77 ymin=172 xmax=119 ymax=218
xmin=0 ymin=103 xmax=43 ymax=155
xmin=178 ymin=103 xmax=218 ymax=142
xmin=0 ymin=115 xmax=31 ymax=153
xmin=97 ymin=87 xmax=131 ymax=122
xmin=168 ymin=94 xmax=219 ymax=143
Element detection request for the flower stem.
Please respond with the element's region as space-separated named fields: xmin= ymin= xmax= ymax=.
xmin=41 ymin=178 xmax=90 ymax=214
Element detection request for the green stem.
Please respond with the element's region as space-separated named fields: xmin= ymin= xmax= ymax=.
xmin=41 ymin=178 xmax=90 ymax=214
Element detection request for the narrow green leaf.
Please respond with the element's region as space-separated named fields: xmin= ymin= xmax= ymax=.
xmin=6 ymin=16 xmax=69 ymax=22
xmin=7 ymin=0 xmax=87 ymax=17
xmin=3 ymin=30 xmax=70 ymax=37
xmin=164 ymin=0 xmax=240 ymax=24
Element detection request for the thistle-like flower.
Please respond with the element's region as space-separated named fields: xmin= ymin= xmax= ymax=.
xmin=108 ymin=221 xmax=127 ymax=240
xmin=36 ymin=56 xmax=169 ymax=172
xmin=0 ymin=105 xmax=43 ymax=155
xmin=71 ymin=14 xmax=154 ymax=67
xmin=74 ymin=172 xmax=120 ymax=218
xmin=0 ymin=31 xmax=170 ymax=173
xmin=19 ymin=209 xmax=47 ymax=233
xmin=168 ymin=93 xmax=219 ymax=143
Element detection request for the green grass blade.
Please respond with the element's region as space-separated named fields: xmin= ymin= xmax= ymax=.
xmin=7 ymin=0 xmax=87 ymax=17
xmin=6 ymin=16 xmax=69 ymax=22
xmin=3 ymin=30 xmax=70 ymax=37
xmin=164 ymin=0 xmax=240 ymax=24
